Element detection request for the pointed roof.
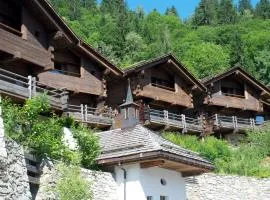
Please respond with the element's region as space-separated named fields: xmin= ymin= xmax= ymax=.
xmin=202 ymin=66 xmax=270 ymax=97
xmin=123 ymin=54 xmax=206 ymax=92
xmin=27 ymin=0 xmax=122 ymax=76
xmin=96 ymin=125 xmax=214 ymax=175
xmin=120 ymin=80 xmax=139 ymax=107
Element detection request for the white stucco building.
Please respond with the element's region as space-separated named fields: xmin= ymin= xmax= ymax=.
xmin=96 ymin=84 xmax=214 ymax=200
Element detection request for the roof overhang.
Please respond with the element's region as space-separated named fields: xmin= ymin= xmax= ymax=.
xmin=97 ymin=150 xmax=214 ymax=176
xmin=28 ymin=0 xmax=122 ymax=77
xmin=123 ymin=54 xmax=206 ymax=92
xmin=204 ymin=66 xmax=270 ymax=98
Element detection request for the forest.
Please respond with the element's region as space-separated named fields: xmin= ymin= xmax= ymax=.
xmin=49 ymin=0 xmax=270 ymax=85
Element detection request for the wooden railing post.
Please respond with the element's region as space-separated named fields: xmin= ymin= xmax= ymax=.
xmin=181 ymin=114 xmax=187 ymax=133
xmin=215 ymin=114 xmax=219 ymax=126
xmin=234 ymin=116 xmax=238 ymax=129
xmin=81 ymin=104 xmax=84 ymax=121
xmin=32 ymin=77 xmax=36 ymax=97
xmin=27 ymin=75 xmax=32 ymax=99
xmin=164 ymin=110 xmax=168 ymax=124
xmin=85 ymin=105 xmax=88 ymax=122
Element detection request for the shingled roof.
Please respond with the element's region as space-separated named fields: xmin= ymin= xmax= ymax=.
xmin=96 ymin=125 xmax=214 ymax=172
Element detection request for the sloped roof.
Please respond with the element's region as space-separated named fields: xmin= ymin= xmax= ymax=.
xmin=29 ymin=0 xmax=122 ymax=76
xmin=123 ymin=54 xmax=206 ymax=92
xmin=96 ymin=125 xmax=214 ymax=170
xmin=202 ymin=66 xmax=270 ymax=95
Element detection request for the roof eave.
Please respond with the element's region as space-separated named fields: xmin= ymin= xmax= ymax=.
xmin=97 ymin=150 xmax=214 ymax=172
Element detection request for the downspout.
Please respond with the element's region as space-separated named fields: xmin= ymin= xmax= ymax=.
xmin=118 ymin=164 xmax=127 ymax=200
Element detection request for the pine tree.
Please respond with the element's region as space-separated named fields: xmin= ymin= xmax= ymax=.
xmin=238 ymin=0 xmax=253 ymax=14
xmin=165 ymin=6 xmax=179 ymax=17
xmin=217 ymin=0 xmax=237 ymax=24
xmin=193 ymin=0 xmax=219 ymax=25
xmin=80 ymin=0 xmax=97 ymax=9
xmin=255 ymin=0 xmax=270 ymax=19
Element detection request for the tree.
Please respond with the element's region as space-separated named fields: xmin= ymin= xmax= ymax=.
xmin=165 ymin=6 xmax=179 ymax=17
xmin=182 ymin=42 xmax=230 ymax=78
xmin=230 ymin=31 xmax=245 ymax=66
xmin=80 ymin=0 xmax=97 ymax=9
xmin=239 ymin=0 xmax=253 ymax=14
xmin=255 ymin=0 xmax=270 ymax=19
xmin=193 ymin=0 xmax=219 ymax=25
xmin=217 ymin=0 xmax=237 ymax=24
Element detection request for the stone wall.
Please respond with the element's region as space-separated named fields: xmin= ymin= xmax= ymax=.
xmin=186 ymin=173 xmax=270 ymax=200
xmin=36 ymin=164 xmax=118 ymax=200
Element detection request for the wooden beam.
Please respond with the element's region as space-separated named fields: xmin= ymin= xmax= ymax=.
xmin=140 ymin=160 xmax=165 ymax=169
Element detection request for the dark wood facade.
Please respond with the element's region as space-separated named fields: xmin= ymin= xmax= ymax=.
xmin=0 ymin=0 xmax=121 ymax=129
xmin=107 ymin=55 xmax=206 ymax=133
xmin=201 ymin=67 xmax=270 ymax=136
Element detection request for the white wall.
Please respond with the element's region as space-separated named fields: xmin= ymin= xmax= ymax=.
xmin=115 ymin=163 xmax=186 ymax=200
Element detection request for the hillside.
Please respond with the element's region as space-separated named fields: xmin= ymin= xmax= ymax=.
xmin=49 ymin=0 xmax=270 ymax=85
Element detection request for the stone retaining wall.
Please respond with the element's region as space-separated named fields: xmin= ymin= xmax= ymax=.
xmin=186 ymin=173 xmax=270 ymax=200
xmin=36 ymin=164 xmax=118 ymax=200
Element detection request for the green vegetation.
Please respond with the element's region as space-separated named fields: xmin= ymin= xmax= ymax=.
xmin=50 ymin=0 xmax=270 ymax=85
xmin=55 ymin=163 xmax=92 ymax=200
xmin=164 ymin=127 xmax=270 ymax=178
xmin=1 ymin=95 xmax=100 ymax=168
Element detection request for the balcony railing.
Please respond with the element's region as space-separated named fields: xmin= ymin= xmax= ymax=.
xmin=144 ymin=108 xmax=203 ymax=133
xmin=66 ymin=104 xmax=114 ymax=126
xmin=211 ymin=114 xmax=257 ymax=130
xmin=0 ymin=68 xmax=68 ymax=109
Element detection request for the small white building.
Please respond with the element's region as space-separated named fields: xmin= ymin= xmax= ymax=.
xmin=96 ymin=84 xmax=214 ymax=200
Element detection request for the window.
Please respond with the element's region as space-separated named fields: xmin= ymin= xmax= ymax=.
xmin=147 ymin=196 xmax=153 ymax=200
xmin=151 ymin=77 xmax=175 ymax=91
xmin=221 ymin=86 xmax=245 ymax=98
xmin=160 ymin=196 xmax=168 ymax=200
xmin=124 ymin=108 xmax=128 ymax=119
xmin=160 ymin=178 xmax=167 ymax=186
xmin=53 ymin=62 xmax=81 ymax=77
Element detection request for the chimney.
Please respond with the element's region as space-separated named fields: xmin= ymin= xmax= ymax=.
xmin=119 ymin=80 xmax=139 ymax=129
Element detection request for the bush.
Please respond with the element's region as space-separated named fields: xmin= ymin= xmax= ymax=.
xmin=1 ymin=95 xmax=100 ymax=168
xmin=56 ymin=163 xmax=92 ymax=200
xmin=164 ymin=131 xmax=270 ymax=178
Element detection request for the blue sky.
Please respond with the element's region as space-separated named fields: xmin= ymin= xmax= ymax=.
xmin=125 ymin=0 xmax=260 ymax=19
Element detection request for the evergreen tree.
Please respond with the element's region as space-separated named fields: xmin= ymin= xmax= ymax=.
xmin=238 ymin=0 xmax=253 ymax=14
xmin=193 ymin=0 xmax=218 ymax=25
xmin=255 ymin=0 xmax=270 ymax=19
xmin=165 ymin=6 xmax=179 ymax=17
xmin=217 ymin=0 xmax=237 ymax=24
xmin=230 ymin=32 xmax=245 ymax=66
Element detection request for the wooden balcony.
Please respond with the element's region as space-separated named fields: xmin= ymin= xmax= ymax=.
xmin=210 ymin=114 xmax=257 ymax=132
xmin=143 ymin=108 xmax=203 ymax=133
xmin=0 ymin=68 xmax=68 ymax=110
xmin=0 ymin=25 xmax=53 ymax=69
xmin=66 ymin=104 xmax=114 ymax=128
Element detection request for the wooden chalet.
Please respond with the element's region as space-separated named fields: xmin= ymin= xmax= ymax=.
xmin=107 ymin=54 xmax=207 ymax=133
xmin=201 ymin=66 xmax=270 ymax=136
xmin=0 ymin=0 xmax=122 ymax=129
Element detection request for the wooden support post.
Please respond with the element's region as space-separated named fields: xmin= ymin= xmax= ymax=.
xmin=85 ymin=105 xmax=88 ymax=122
xmin=233 ymin=116 xmax=238 ymax=129
xmin=0 ymin=94 xmax=2 ymax=116
xmin=28 ymin=75 xmax=32 ymax=99
xmin=81 ymin=104 xmax=84 ymax=122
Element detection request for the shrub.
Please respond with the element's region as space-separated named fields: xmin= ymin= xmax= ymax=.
xmin=56 ymin=163 xmax=92 ymax=200
xmin=1 ymin=95 xmax=100 ymax=168
xmin=164 ymin=131 xmax=270 ymax=178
